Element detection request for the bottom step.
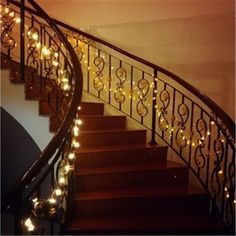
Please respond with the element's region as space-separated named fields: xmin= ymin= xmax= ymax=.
xmin=64 ymin=215 xmax=225 ymax=235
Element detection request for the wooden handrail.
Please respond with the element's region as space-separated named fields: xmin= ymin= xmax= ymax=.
xmin=2 ymin=0 xmax=83 ymax=210
xmin=8 ymin=0 xmax=235 ymax=139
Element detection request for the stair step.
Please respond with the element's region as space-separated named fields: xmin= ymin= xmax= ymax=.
xmin=65 ymin=214 xmax=225 ymax=235
xmin=72 ymin=184 xmax=209 ymax=217
xmin=78 ymin=129 xmax=146 ymax=148
xmin=76 ymin=144 xmax=168 ymax=168
xmin=50 ymin=115 xmax=126 ymax=132
xmin=78 ymin=102 xmax=104 ymax=115
xmin=76 ymin=161 xmax=189 ymax=191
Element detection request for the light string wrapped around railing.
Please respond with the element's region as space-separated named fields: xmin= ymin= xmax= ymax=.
xmin=23 ymin=106 xmax=82 ymax=234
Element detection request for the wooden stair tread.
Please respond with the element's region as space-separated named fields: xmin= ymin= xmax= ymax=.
xmin=77 ymin=160 xmax=186 ymax=175
xmin=74 ymin=184 xmax=205 ymax=201
xmin=77 ymin=143 xmax=165 ymax=154
xmin=66 ymin=214 xmax=223 ymax=232
xmin=79 ymin=128 xmax=146 ymax=134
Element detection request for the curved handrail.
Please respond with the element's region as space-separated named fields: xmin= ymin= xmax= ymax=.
xmin=2 ymin=0 xmax=83 ymax=210
xmin=8 ymin=0 xmax=235 ymax=139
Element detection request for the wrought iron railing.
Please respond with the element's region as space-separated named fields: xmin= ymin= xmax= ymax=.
xmin=1 ymin=0 xmax=83 ymax=234
xmin=58 ymin=13 xmax=235 ymax=233
xmin=1 ymin=0 xmax=235 ymax=234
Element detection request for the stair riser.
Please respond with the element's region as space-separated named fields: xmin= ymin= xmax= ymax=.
xmin=50 ymin=116 xmax=126 ymax=132
xmin=72 ymin=194 xmax=209 ymax=218
xmin=39 ymin=100 xmax=68 ymax=116
xmin=77 ymin=130 xmax=146 ymax=148
xmin=76 ymin=167 xmax=188 ymax=191
xmin=78 ymin=103 xmax=104 ymax=116
xmin=76 ymin=147 xmax=168 ymax=169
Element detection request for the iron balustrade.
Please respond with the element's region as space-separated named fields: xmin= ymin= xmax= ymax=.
xmin=1 ymin=0 xmax=235 ymax=234
xmin=1 ymin=0 xmax=83 ymax=234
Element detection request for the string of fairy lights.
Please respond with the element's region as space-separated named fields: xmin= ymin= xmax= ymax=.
xmin=0 ymin=4 xmax=235 ymax=233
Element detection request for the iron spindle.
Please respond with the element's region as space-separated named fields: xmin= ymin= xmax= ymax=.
xmin=149 ymin=69 xmax=158 ymax=145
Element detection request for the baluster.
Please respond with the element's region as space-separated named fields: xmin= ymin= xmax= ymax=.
xmin=188 ymin=102 xmax=195 ymax=164
xmin=149 ymin=68 xmax=158 ymax=145
xmin=87 ymin=45 xmax=90 ymax=92
xmin=130 ymin=66 xmax=134 ymax=117
xmin=108 ymin=55 xmax=112 ymax=104
xmin=20 ymin=0 xmax=25 ymax=81
xmin=170 ymin=88 xmax=176 ymax=146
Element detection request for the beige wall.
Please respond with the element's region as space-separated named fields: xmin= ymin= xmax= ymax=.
xmin=91 ymin=13 xmax=235 ymax=120
xmin=0 ymin=70 xmax=53 ymax=150
xmin=33 ymin=0 xmax=235 ymax=120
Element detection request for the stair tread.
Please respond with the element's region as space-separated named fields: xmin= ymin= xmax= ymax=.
xmin=79 ymin=129 xmax=145 ymax=134
xmin=77 ymin=143 xmax=165 ymax=154
xmin=77 ymin=160 xmax=186 ymax=175
xmin=74 ymin=184 xmax=205 ymax=201
xmin=66 ymin=214 xmax=223 ymax=231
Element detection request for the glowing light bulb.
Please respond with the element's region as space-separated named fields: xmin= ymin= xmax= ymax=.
xmin=72 ymin=140 xmax=80 ymax=148
xmin=78 ymin=106 xmax=81 ymax=110
xmin=15 ymin=17 xmax=21 ymax=24
xmin=73 ymin=126 xmax=79 ymax=136
xmin=68 ymin=152 xmax=75 ymax=160
xmin=207 ymin=131 xmax=211 ymax=136
xmin=59 ymin=177 xmax=65 ymax=184
xmin=32 ymin=33 xmax=38 ymax=40
xmin=218 ymin=170 xmax=223 ymax=175
xmin=192 ymin=142 xmax=196 ymax=147
xmin=48 ymin=198 xmax=56 ymax=204
xmin=64 ymin=165 xmax=70 ymax=172
xmin=55 ymin=189 xmax=62 ymax=196
xmin=76 ymin=119 xmax=82 ymax=125
xmin=36 ymin=42 xmax=41 ymax=49
xmin=4 ymin=7 xmax=10 ymax=14
xmin=210 ymin=121 xmax=215 ymax=125
xmin=32 ymin=198 xmax=38 ymax=203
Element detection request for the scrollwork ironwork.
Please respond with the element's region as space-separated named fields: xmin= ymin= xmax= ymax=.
xmin=114 ymin=67 xmax=126 ymax=104
xmin=93 ymin=56 xmax=105 ymax=92
xmin=0 ymin=5 xmax=16 ymax=50
xmin=136 ymin=77 xmax=149 ymax=117
xmin=175 ymin=103 xmax=189 ymax=148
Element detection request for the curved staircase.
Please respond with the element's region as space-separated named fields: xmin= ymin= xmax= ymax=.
xmin=1 ymin=0 xmax=234 ymax=235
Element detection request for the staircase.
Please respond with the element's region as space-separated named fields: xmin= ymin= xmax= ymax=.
xmin=2 ymin=55 xmax=224 ymax=234
xmin=1 ymin=1 xmax=235 ymax=235
xmin=60 ymin=102 xmax=224 ymax=235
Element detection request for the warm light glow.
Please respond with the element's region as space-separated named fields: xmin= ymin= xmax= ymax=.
xmin=207 ymin=131 xmax=211 ymax=136
xmin=32 ymin=198 xmax=38 ymax=203
xmin=36 ymin=42 xmax=41 ymax=49
xmin=4 ymin=7 xmax=10 ymax=14
xmin=226 ymin=193 xmax=230 ymax=198
xmin=64 ymin=165 xmax=70 ymax=172
xmin=210 ymin=121 xmax=215 ymax=125
xmin=218 ymin=170 xmax=223 ymax=175
xmin=48 ymin=198 xmax=56 ymax=204
xmin=192 ymin=142 xmax=196 ymax=147
xmin=32 ymin=33 xmax=38 ymax=41
xmin=55 ymin=189 xmax=62 ymax=196
xmin=59 ymin=177 xmax=65 ymax=184
xmin=68 ymin=152 xmax=75 ymax=160
xmin=75 ymin=119 xmax=82 ymax=126
xmin=24 ymin=218 xmax=35 ymax=232
xmin=78 ymin=106 xmax=81 ymax=110
xmin=72 ymin=140 xmax=80 ymax=148
xmin=15 ymin=17 xmax=21 ymax=24
xmin=62 ymin=84 xmax=70 ymax=91
xmin=52 ymin=60 xmax=59 ymax=67
xmin=73 ymin=126 xmax=79 ymax=136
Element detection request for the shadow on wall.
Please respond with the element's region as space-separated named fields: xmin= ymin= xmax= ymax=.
xmin=1 ymin=107 xmax=41 ymax=200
